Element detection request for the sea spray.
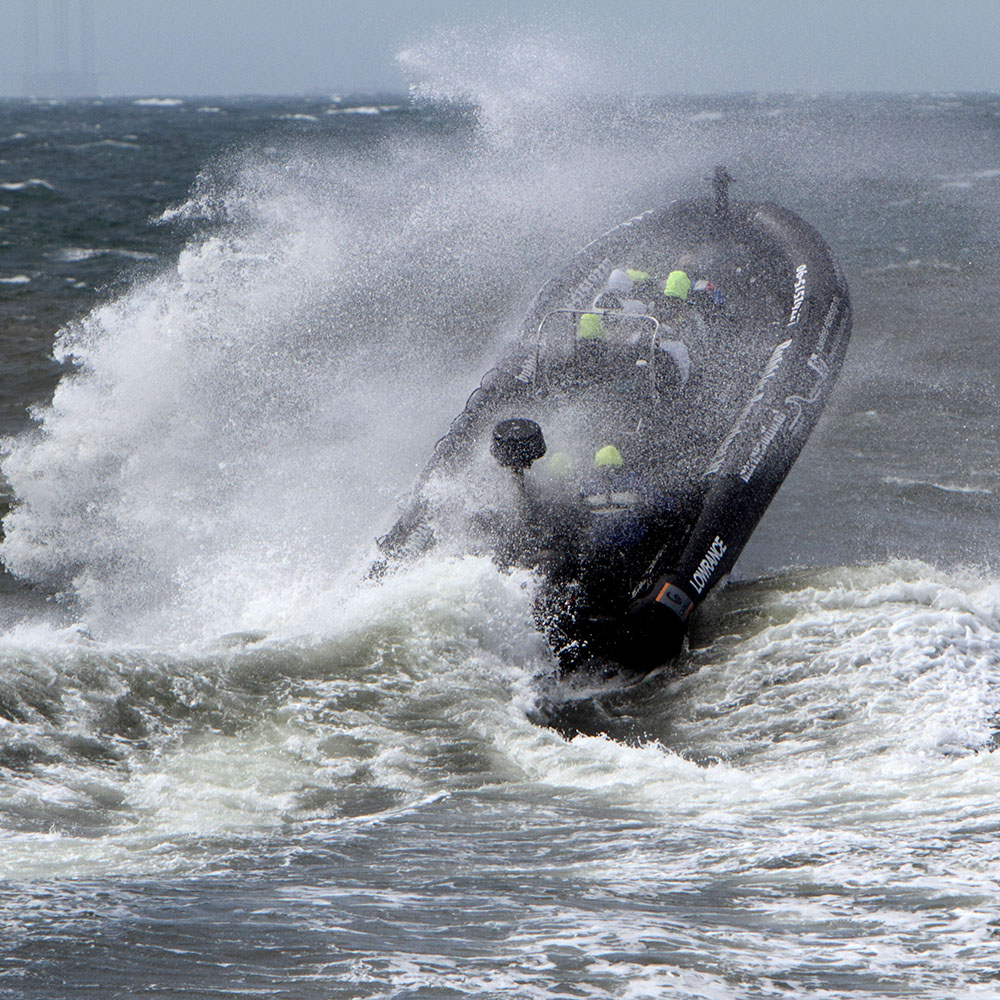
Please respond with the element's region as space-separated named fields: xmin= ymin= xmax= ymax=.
xmin=4 ymin=76 xmax=1000 ymax=997
xmin=0 ymin=42 xmax=731 ymax=643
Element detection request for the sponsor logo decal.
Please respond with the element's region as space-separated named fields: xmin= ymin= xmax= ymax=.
xmin=706 ymin=339 xmax=792 ymax=475
xmin=784 ymin=352 xmax=830 ymax=432
xmin=815 ymin=296 xmax=841 ymax=354
xmin=515 ymin=353 xmax=537 ymax=383
xmin=655 ymin=581 xmax=695 ymax=620
xmin=738 ymin=408 xmax=787 ymax=482
xmin=571 ymin=258 xmax=613 ymax=309
xmin=787 ymin=263 xmax=808 ymax=327
xmin=689 ymin=535 xmax=727 ymax=595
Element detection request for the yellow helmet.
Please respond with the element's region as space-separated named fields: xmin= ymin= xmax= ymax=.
xmin=594 ymin=444 xmax=623 ymax=468
xmin=663 ymin=270 xmax=691 ymax=301
xmin=577 ymin=312 xmax=605 ymax=340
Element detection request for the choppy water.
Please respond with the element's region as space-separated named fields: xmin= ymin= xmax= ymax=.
xmin=2 ymin=36 xmax=1000 ymax=999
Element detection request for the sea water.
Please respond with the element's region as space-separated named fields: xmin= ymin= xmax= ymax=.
xmin=1 ymin=38 xmax=1000 ymax=1000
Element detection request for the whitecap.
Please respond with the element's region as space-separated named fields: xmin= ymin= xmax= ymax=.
xmin=112 ymin=249 xmax=159 ymax=261
xmin=52 ymin=247 xmax=158 ymax=263
xmin=91 ymin=139 xmax=142 ymax=150
xmin=0 ymin=178 xmax=54 ymax=192
xmin=325 ymin=106 xmax=381 ymax=115
xmin=279 ymin=113 xmax=319 ymax=122
xmin=883 ymin=475 xmax=992 ymax=496
xmin=133 ymin=97 xmax=184 ymax=107
xmin=53 ymin=247 xmax=102 ymax=263
xmin=196 ymin=107 xmax=222 ymax=114
xmin=0 ymin=274 xmax=31 ymax=285
xmin=69 ymin=139 xmax=141 ymax=152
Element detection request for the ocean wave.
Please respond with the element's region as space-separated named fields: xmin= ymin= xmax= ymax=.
xmin=196 ymin=107 xmax=223 ymax=114
xmin=544 ymin=561 xmax=1000 ymax=762
xmin=863 ymin=256 xmax=960 ymax=275
xmin=0 ymin=274 xmax=31 ymax=285
xmin=71 ymin=139 xmax=142 ymax=151
xmin=53 ymin=247 xmax=102 ymax=262
xmin=52 ymin=247 xmax=159 ymax=263
xmin=0 ymin=178 xmax=54 ymax=193
xmin=133 ymin=97 xmax=184 ymax=108
xmin=884 ymin=474 xmax=993 ymax=496
xmin=325 ymin=106 xmax=384 ymax=116
xmin=279 ymin=113 xmax=319 ymax=122
xmin=0 ymin=554 xmax=544 ymax=878
xmin=935 ymin=167 xmax=1000 ymax=189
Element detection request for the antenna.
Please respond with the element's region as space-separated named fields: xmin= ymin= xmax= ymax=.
xmin=712 ymin=166 xmax=734 ymax=218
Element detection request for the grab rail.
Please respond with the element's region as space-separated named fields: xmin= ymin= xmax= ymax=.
xmin=533 ymin=307 xmax=664 ymax=393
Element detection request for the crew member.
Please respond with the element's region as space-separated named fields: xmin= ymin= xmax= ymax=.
xmin=577 ymin=267 xmax=652 ymax=342
xmin=663 ymin=269 xmax=692 ymax=301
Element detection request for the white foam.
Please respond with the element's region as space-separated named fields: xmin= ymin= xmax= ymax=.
xmin=132 ymin=97 xmax=184 ymax=107
xmin=325 ymin=106 xmax=381 ymax=115
xmin=0 ymin=274 xmax=30 ymax=285
xmin=884 ymin=474 xmax=992 ymax=496
xmin=53 ymin=246 xmax=158 ymax=264
xmin=73 ymin=139 xmax=141 ymax=151
xmin=54 ymin=247 xmax=101 ymax=262
xmin=502 ymin=563 xmax=1000 ymax=805
xmin=0 ymin=178 xmax=54 ymax=192
xmin=0 ymin=553 xmax=547 ymax=878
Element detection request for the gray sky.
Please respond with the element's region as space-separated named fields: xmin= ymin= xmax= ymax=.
xmin=1 ymin=0 xmax=998 ymax=98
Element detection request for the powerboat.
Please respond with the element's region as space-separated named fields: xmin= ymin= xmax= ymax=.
xmin=376 ymin=169 xmax=852 ymax=675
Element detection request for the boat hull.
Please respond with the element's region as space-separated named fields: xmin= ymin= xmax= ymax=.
xmin=378 ymin=182 xmax=852 ymax=674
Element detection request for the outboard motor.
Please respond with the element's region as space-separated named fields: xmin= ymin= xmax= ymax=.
xmin=491 ymin=418 xmax=546 ymax=471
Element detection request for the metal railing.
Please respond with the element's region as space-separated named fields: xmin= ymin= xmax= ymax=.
xmin=533 ymin=307 xmax=666 ymax=393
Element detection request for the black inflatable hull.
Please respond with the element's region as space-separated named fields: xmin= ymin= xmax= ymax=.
xmin=378 ymin=175 xmax=852 ymax=674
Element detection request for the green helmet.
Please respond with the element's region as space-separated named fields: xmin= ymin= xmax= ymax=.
xmin=577 ymin=312 xmax=605 ymax=340
xmin=663 ymin=270 xmax=691 ymax=301
xmin=594 ymin=444 xmax=623 ymax=468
